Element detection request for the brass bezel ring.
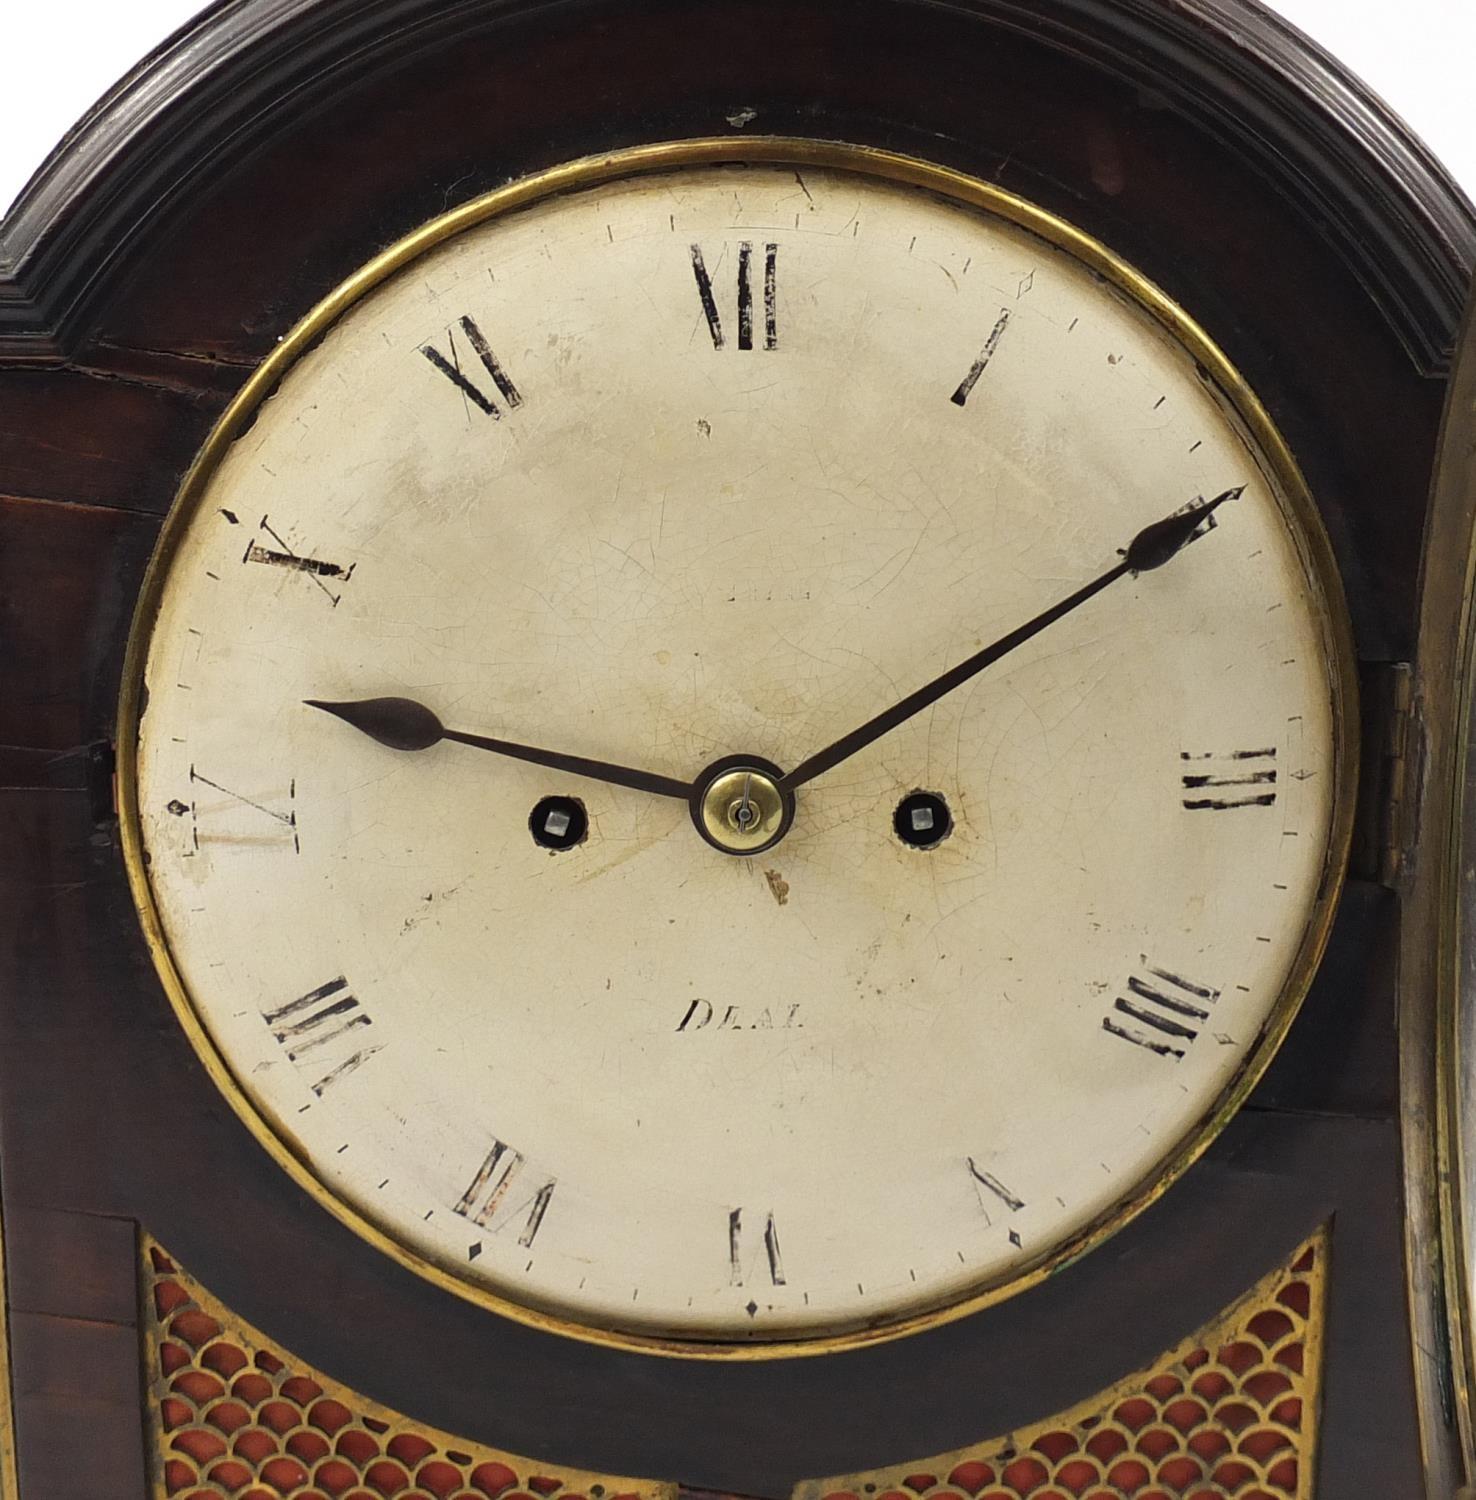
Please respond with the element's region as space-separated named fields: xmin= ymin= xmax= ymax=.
xmin=116 ymin=136 xmax=1359 ymax=1361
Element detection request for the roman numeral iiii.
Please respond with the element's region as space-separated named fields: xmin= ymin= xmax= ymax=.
xmin=261 ymin=976 xmax=381 ymax=1096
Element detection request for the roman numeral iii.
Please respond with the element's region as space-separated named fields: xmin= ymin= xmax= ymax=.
xmin=1102 ymin=961 xmax=1220 ymax=1060
xmin=454 ymin=1138 xmax=556 ymax=1249
xmin=690 ymin=242 xmax=778 ymax=350
xmin=421 ymin=315 xmax=523 ymax=417
xmin=1181 ymin=747 xmax=1278 ymax=810
xmin=261 ymin=976 xmax=381 ymax=1095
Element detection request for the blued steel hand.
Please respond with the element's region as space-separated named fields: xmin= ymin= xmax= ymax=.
xmin=779 ymin=487 xmax=1242 ymax=793
xmin=304 ymin=696 xmax=691 ymax=801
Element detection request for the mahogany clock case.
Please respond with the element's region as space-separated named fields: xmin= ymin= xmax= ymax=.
xmin=0 ymin=0 xmax=1471 ymax=1495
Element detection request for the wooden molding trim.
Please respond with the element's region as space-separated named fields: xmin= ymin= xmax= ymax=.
xmin=0 ymin=0 xmax=1471 ymax=370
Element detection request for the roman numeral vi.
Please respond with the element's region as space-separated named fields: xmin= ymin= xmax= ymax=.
xmin=690 ymin=242 xmax=778 ymax=351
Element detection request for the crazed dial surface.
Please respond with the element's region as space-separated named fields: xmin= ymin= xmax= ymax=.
xmin=126 ymin=153 xmax=1348 ymax=1348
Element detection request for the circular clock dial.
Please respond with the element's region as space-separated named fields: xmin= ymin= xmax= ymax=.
xmin=123 ymin=145 xmax=1352 ymax=1349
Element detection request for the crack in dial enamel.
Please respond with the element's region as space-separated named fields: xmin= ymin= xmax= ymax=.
xmin=130 ymin=161 xmax=1344 ymax=1344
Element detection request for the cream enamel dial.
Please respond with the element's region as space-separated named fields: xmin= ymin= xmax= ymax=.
xmin=122 ymin=144 xmax=1352 ymax=1351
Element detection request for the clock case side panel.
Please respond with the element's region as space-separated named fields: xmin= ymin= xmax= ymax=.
xmin=1404 ymin=280 xmax=1476 ymax=1497
xmin=0 ymin=0 xmax=1464 ymax=1493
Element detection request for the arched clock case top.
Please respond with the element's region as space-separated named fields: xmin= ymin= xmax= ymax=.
xmin=0 ymin=0 xmax=1470 ymax=375
xmin=0 ymin=0 xmax=1469 ymax=1496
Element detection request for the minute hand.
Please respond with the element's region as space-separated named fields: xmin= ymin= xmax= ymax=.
xmin=779 ymin=487 xmax=1241 ymax=794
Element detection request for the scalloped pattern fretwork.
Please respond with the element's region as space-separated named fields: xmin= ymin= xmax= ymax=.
xmin=796 ymin=1229 xmax=1326 ymax=1500
xmin=140 ymin=1236 xmax=673 ymax=1500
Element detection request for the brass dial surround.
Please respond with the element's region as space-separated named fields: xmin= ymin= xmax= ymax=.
xmin=115 ymin=136 xmax=1358 ymax=1359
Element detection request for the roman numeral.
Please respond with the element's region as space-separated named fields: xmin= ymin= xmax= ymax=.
xmin=950 ymin=309 xmax=1011 ymax=406
xmin=421 ymin=315 xmax=523 ymax=417
xmin=262 ymin=976 xmax=381 ymax=1096
xmin=728 ymin=1208 xmax=785 ymax=1285
xmin=174 ymin=767 xmax=299 ymax=853
xmin=244 ymin=516 xmax=353 ymax=605
xmin=1181 ymin=747 xmax=1278 ymax=810
xmin=1103 ymin=962 xmax=1220 ymax=1060
xmin=690 ymin=242 xmax=778 ymax=350
xmin=454 ymin=1139 xmax=556 ymax=1249
xmin=967 ymin=1157 xmax=1025 ymax=1221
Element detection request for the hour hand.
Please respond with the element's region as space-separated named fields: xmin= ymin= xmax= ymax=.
xmin=305 ymin=695 xmax=692 ymax=801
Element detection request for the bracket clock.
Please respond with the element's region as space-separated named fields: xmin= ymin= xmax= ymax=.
xmin=2 ymin=0 xmax=1476 ymax=1496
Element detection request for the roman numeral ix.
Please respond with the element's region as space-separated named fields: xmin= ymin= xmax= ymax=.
xmin=1181 ymin=747 xmax=1278 ymax=810
xmin=262 ymin=976 xmax=381 ymax=1096
xmin=1103 ymin=961 xmax=1220 ymax=1060
xmin=169 ymin=766 xmax=299 ymax=854
xmin=690 ymin=242 xmax=778 ymax=351
xmin=454 ymin=1139 xmax=556 ymax=1251
xmin=421 ymin=315 xmax=523 ymax=417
